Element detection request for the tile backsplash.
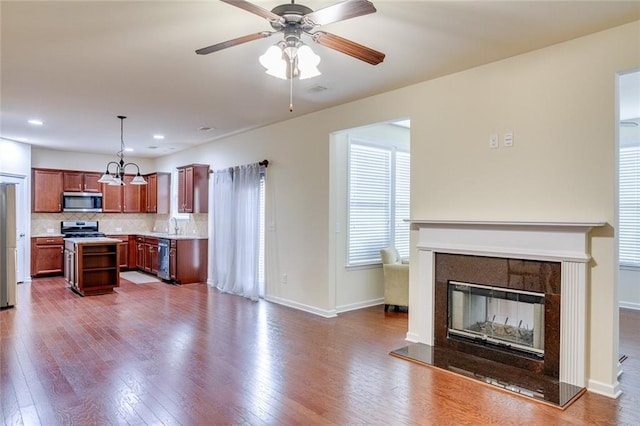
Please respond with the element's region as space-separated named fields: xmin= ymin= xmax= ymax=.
xmin=32 ymin=213 xmax=208 ymax=237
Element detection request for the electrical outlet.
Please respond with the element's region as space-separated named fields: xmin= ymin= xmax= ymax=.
xmin=46 ymin=228 xmax=54 ymax=233
xmin=115 ymin=227 xmax=122 ymax=232
xmin=281 ymin=274 xmax=288 ymax=284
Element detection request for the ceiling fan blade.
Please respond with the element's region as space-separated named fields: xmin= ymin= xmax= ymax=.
xmin=303 ymin=0 xmax=376 ymax=27
xmin=196 ymin=31 xmax=273 ymax=55
xmin=220 ymin=0 xmax=284 ymax=24
xmin=312 ymin=31 xmax=385 ymax=65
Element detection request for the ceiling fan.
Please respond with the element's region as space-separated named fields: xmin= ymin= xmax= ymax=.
xmin=195 ymin=0 xmax=386 ymax=66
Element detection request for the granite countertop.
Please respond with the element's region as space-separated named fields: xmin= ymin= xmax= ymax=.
xmin=63 ymin=237 xmax=123 ymax=244
xmin=136 ymin=232 xmax=208 ymax=240
xmin=33 ymin=233 xmax=207 ymax=240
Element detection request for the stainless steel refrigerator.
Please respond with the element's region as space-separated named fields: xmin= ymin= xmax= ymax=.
xmin=0 ymin=183 xmax=17 ymax=309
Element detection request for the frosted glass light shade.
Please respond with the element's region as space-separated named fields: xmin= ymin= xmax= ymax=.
xmin=297 ymin=45 xmax=321 ymax=80
xmin=259 ymin=45 xmax=287 ymax=80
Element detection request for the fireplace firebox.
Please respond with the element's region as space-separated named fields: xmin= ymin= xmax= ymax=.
xmin=447 ymin=281 xmax=545 ymax=359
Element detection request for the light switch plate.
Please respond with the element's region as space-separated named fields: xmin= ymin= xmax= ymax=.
xmin=489 ymin=134 xmax=499 ymax=149
xmin=504 ymin=132 xmax=514 ymax=147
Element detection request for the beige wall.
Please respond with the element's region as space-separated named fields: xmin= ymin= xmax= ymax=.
xmin=31 ymin=148 xmax=155 ymax=174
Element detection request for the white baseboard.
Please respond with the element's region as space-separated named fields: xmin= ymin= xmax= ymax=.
xmin=406 ymin=332 xmax=421 ymax=343
xmin=587 ymin=378 xmax=622 ymax=399
xmin=619 ymin=301 xmax=640 ymax=310
xmin=265 ymin=295 xmax=337 ymax=318
xmin=335 ymin=298 xmax=383 ymax=314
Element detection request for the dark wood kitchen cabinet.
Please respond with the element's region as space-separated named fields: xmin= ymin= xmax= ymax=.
xmin=123 ymin=175 xmax=145 ymax=212
xmin=106 ymin=235 xmax=130 ymax=270
xmin=31 ymin=237 xmax=64 ymax=277
xmin=101 ymin=180 xmax=123 ymax=212
xmin=135 ymin=236 xmax=158 ymax=274
xmin=170 ymin=238 xmax=208 ymax=284
xmin=32 ymin=168 xmax=63 ymax=212
xmin=63 ymin=171 xmax=101 ymax=193
xmin=144 ymin=172 xmax=170 ymax=214
xmin=101 ymin=175 xmax=145 ymax=213
xmin=177 ymin=164 xmax=209 ymax=213
xmin=135 ymin=236 xmax=145 ymax=270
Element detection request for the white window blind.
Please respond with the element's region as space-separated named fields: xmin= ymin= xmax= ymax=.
xmin=620 ymin=145 xmax=640 ymax=267
xmin=347 ymin=140 xmax=410 ymax=266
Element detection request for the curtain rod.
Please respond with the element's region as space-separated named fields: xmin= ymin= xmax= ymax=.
xmin=209 ymin=160 xmax=269 ymax=174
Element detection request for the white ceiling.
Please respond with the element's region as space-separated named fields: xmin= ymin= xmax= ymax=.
xmin=2 ymin=0 xmax=640 ymax=158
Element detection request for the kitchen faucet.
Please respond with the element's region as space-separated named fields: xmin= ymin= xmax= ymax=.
xmin=171 ymin=217 xmax=179 ymax=235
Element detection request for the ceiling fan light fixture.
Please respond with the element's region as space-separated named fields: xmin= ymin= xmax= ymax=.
xmin=260 ymin=42 xmax=321 ymax=80
xmin=297 ymin=44 xmax=321 ymax=80
xmin=260 ymin=44 xmax=288 ymax=79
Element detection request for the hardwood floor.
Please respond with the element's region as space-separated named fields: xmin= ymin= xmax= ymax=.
xmin=1 ymin=277 xmax=639 ymax=425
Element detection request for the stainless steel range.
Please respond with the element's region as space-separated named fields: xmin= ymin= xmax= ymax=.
xmin=61 ymin=221 xmax=106 ymax=238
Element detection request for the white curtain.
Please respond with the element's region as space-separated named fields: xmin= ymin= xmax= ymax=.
xmin=211 ymin=163 xmax=262 ymax=301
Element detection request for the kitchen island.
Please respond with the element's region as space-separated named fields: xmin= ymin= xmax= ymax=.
xmin=64 ymin=237 xmax=121 ymax=296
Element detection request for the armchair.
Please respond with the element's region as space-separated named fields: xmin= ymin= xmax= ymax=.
xmin=380 ymin=247 xmax=409 ymax=312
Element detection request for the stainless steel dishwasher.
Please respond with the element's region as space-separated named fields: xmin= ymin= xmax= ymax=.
xmin=157 ymin=239 xmax=170 ymax=280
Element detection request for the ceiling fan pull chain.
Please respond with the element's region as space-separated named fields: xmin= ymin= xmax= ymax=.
xmin=289 ymin=58 xmax=294 ymax=112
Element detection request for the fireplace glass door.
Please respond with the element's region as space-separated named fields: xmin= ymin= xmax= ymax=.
xmin=447 ymin=281 xmax=545 ymax=358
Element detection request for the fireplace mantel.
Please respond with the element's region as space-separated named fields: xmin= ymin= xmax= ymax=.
xmin=409 ymin=220 xmax=606 ymax=388
xmin=409 ymin=220 xmax=606 ymax=262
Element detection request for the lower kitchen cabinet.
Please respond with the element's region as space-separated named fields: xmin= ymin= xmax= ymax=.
xmin=135 ymin=236 xmax=158 ymax=275
xmin=170 ymin=238 xmax=208 ymax=284
xmin=106 ymin=235 xmax=130 ymax=270
xmin=31 ymin=237 xmax=64 ymax=277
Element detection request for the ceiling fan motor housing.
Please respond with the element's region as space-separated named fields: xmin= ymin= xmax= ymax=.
xmin=270 ymin=3 xmax=314 ymax=31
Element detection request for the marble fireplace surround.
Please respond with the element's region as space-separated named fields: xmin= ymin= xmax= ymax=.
xmin=408 ymin=220 xmax=605 ymax=388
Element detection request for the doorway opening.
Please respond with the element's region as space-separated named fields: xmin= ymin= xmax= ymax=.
xmin=330 ymin=118 xmax=410 ymax=314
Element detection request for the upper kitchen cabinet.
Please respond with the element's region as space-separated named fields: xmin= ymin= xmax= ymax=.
xmin=32 ymin=168 xmax=63 ymax=212
xmin=101 ymin=181 xmax=123 ymax=213
xmin=101 ymin=175 xmax=146 ymax=213
xmin=177 ymin=164 xmax=209 ymax=213
xmin=123 ymin=175 xmax=146 ymax=213
xmin=63 ymin=171 xmax=101 ymax=193
xmin=144 ymin=172 xmax=170 ymax=214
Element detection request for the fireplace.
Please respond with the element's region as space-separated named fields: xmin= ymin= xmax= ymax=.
xmin=434 ymin=253 xmax=560 ymax=377
xmin=447 ymin=281 xmax=545 ymax=358
xmin=392 ymin=220 xmax=605 ymax=407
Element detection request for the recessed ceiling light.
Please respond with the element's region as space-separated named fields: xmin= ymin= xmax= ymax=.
xmin=199 ymin=126 xmax=215 ymax=132
xmin=148 ymin=146 xmax=158 ymax=149
xmin=28 ymin=119 xmax=43 ymax=126
xmin=124 ymin=147 xmax=134 ymax=152
xmin=153 ymin=134 xmax=165 ymax=140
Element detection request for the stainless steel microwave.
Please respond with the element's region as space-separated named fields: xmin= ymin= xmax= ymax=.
xmin=62 ymin=192 xmax=103 ymax=212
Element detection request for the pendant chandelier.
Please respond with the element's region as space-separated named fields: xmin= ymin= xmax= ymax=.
xmin=98 ymin=115 xmax=147 ymax=186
